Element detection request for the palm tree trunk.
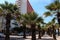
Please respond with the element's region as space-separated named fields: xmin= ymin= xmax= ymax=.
xmin=23 ymin=24 xmax=26 ymax=38
xmin=38 ymin=25 xmax=41 ymax=39
xmin=53 ymin=30 xmax=56 ymax=40
xmin=5 ymin=13 xmax=11 ymax=40
xmin=31 ymin=24 xmax=36 ymax=40
xmin=5 ymin=26 xmax=10 ymax=40
xmin=52 ymin=25 xmax=56 ymax=40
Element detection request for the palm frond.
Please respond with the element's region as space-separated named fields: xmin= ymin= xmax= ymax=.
xmin=51 ymin=17 xmax=56 ymax=24
xmin=28 ymin=12 xmax=38 ymax=21
xmin=36 ymin=17 xmax=43 ymax=23
xmin=44 ymin=11 xmax=51 ymax=17
xmin=46 ymin=3 xmax=58 ymax=11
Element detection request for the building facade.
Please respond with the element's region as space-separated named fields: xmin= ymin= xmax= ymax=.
xmin=16 ymin=0 xmax=34 ymax=14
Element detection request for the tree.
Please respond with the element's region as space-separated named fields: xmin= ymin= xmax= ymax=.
xmin=44 ymin=0 xmax=60 ymax=36
xmin=43 ymin=0 xmax=60 ymax=39
xmin=37 ymin=18 xmax=44 ymax=39
xmin=5 ymin=13 xmax=11 ymax=40
xmin=38 ymin=24 xmax=42 ymax=39
xmin=0 ymin=1 xmax=18 ymax=40
xmin=52 ymin=25 xmax=56 ymax=40
xmin=22 ymin=23 xmax=26 ymax=38
xmin=45 ymin=0 xmax=60 ymax=24
xmin=15 ymin=13 xmax=27 ymax=38
xmin=45 ymin=20 xmax=56 ymax=39
xmin=44 ymin=11 xmax=57 ymax=39
xmin=22 ymin=12 xmax=44 ymax=40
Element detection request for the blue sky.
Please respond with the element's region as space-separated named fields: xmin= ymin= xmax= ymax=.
xmin=0 ymin=0 xmax=54 ymax=23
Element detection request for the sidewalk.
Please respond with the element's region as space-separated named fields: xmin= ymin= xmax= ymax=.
xmin=57 ymin=36 xmax=60 ymax=40
xmin=9 ymin=34 xmax=53 ymax=40
xmin=1 ymin=34 xmax=60 ymax=40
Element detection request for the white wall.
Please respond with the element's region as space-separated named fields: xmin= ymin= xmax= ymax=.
xmin=0 ymin=16 xmax=6 ymax=30
xmin=16 ymin=0 xmax=27 ymax=14
xmin=0 ymin=16 xmax=3 ymax=30
xmin=20 ymin=0 xmax=27 ymax=14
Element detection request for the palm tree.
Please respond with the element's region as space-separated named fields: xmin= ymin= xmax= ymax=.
xmin=22 ymin=12 xmax=44 ymax=40
xmin=5 ymin=13 xmax=11 ymax=40
xmin=44 ymin=0 xmax=60 ymax=36
xmin=15 ymin=12 xmax=27 ymax=38
xmin=38 ymin=24 xmax=41 ymax=39
xmin=52 ymin=25 xmax=56 ymax=40
xmin=37 ymin=19 xmax=44 ymax=39
xmin=15 ymin=11 xmax=27 ymax=38
xmin=45 ymin=0 xmax=60 ymax=39
xmin=44 ymin=11 xmax=57 ymax=39
xmin=0 ymin=1 xmax=18 ymax=40
xmin=44 ymin=12 xmax=56 ymax=39
xmin=22 ymin=23 xmax=26 ymax=38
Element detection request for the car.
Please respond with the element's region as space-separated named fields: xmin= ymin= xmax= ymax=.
xmin=0 ymin=33 xmax=5 ymax=38
xmin=18 ymin=32 xmax=23 ymax=36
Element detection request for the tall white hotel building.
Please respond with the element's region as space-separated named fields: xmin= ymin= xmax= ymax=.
xmin=15 ymin=0 xmax=34 ymax=28
xmin=16 ymin=0 xmax=34 ymax=14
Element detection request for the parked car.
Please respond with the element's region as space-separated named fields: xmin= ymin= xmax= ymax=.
xmin=0 ymin=32 xmax=5 ymax=38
